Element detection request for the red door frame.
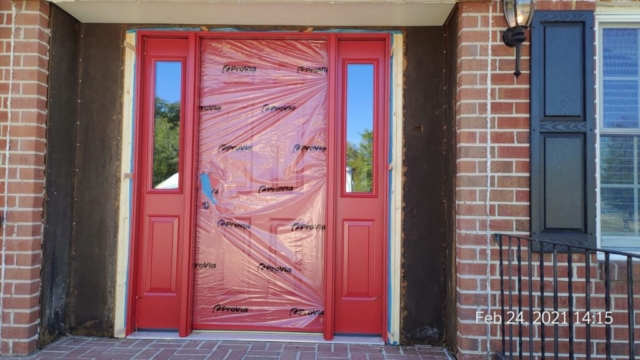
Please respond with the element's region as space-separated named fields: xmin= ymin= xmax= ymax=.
xmin=127 ymin=31 xmax=390 ymax=341
xmin=333 ymin=38 xmax=389 ymax=335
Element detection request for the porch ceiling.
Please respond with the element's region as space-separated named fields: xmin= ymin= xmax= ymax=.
xmin=48 ymin=0 xmax=456 ymax=26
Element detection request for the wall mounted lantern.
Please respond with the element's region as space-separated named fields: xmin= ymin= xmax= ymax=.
xmin=502 ymin=0 xmax=535 ymax=77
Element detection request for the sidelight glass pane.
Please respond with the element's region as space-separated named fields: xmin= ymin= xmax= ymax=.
xmin=152 ymin=61 xmax=182 ymax=189
xmin=345 ymin=64 xmax=374 ymax=193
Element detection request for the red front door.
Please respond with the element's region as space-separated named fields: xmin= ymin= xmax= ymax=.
xmin=333 ymin=40 xmax=387 ymax=334
xmin=131 ymin=33 xmax=387 ymax=336
xmin=192 ymin=38 xmax=329 ymax=331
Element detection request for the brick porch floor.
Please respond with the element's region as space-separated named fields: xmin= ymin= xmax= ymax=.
xmin=3 ymin=337 xmax=454 ymax=360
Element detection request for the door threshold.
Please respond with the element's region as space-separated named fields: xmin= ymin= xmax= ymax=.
xmin=128 ymin=331 xmax=385 ymax=345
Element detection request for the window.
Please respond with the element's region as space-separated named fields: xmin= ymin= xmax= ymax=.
xmin=345 ymin=63 xmax=374 ymax=193
xmin=152 ymin=61 xmax=183 ymax=190
xmin=599 ymin=23 xmax=640 ymax=249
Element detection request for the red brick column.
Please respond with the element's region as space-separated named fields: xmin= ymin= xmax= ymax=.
xmin=0 ymin=0 xmax=49 ymax=355
xmin=454 ymin=1 xmax=595 ymax=359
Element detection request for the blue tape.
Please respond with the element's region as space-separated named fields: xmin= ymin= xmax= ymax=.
xmin=199 ymin=173 xmax=217 ymax=205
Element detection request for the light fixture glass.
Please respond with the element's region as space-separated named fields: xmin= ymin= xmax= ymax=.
xmin=502 ymin=0 xmax=536 ymax=77
xmin=516 ymin=0 xmax=534 ymax=27
xmin=504 ymin=0 xmax=517 ymax=27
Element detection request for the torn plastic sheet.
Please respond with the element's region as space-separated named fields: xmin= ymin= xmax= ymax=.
xmin=193 ymin=39 xmax=328 ymax=331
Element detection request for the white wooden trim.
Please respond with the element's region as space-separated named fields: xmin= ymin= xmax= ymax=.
xmin=114 ymin=32 xmax=136 ymax=338
xmin=388 ymin=33 xmax=403 ymax=345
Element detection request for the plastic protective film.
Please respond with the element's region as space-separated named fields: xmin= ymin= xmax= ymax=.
xmin=194 ymin=39 xmax=328 ymax=330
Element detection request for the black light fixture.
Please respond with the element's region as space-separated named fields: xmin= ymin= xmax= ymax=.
xmin=502 ymin=0 xmax=535 ymax=77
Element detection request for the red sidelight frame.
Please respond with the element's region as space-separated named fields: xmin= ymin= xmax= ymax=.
xmin=335 ymin=38 xmax=389 ymax=336
xmin=127 ymin=31 xmax=390 ymax=341
xmin=127 ymin=32 xmax=198 ymax=336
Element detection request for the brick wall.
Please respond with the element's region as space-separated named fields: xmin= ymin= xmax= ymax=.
xmin=454 ymin=0 xmax=598 ymax=359
xmin=0 ymin=0 xmax=50 ymax=355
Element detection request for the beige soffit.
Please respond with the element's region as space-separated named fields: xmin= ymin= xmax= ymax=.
xmin=48 ymin=0 xmax=456 ymax=26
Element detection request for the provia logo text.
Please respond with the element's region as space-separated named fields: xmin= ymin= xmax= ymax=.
xmin=218 ymin=144 xmax=253 ymax=153
xmin=258 ymin=263 xmax=292 ymax=273
xmin=217 ymin=220 xmax=251 ymax=229
xmin=213 ymin=304 xmax=249 ymax=313
xmin=222 ymin=65 xmax=257 ymax=73
xmin=297 ymin=66 xmax=328 ymax=74
xmin=258 ymin=185 xmax=293 ymax=193
xmin=292 ymin=144 xmax=327 ymax=153
xmin=291 ymin=222 xmax=326 ymax=231
xmin=289 ymin=307 xmax=324 ymax=316
xmin=262 ymin=104 xmax=296 ymax=112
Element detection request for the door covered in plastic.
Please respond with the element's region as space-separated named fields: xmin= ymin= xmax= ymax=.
xmin=194 ymin=39 xmax=328 ymax=331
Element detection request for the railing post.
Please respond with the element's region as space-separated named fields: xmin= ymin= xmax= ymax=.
xmin=508 ymin=236 xmax=514 ymax=359
xmin=516 ymin=238 xmax=523 ymax=360
xmin=552 ymin=245 xmax=558 ymax=360
xmin=585 ymin=251 xmax=591 ymax=360
xmin=527 ymin=244 xmax=533 ymax=359
xmin=605 ymin=253 xmax=611 ymax=360
xmin=539 ymin=242 xmax=545 ymax=360
xmin=567 ymin=247 xmax=574 ymax=360
xmin=497 ymin=234 xmax=506 ymax=359
xmin=627 ymin=256 xmax=635 ymax=360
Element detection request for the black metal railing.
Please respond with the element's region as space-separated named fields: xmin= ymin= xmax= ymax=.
xmin=494 ymin=233 xmax=640 ymax=360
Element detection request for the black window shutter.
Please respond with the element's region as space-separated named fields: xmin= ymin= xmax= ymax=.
xmin=530 ymin=10 xmax=596 ymax=248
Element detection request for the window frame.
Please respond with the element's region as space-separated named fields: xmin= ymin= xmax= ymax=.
xmin=597 ymin=11 xmax=640 ymax=251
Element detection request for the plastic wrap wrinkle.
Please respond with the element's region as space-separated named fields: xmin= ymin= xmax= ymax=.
xmin=194 ymin=39 xmax=328 ymax=331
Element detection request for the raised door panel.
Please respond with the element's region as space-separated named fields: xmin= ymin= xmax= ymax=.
xmin=145 ymin=216 xmax=179 ymax=294
xmin=342 ymin=220 xmax=375 ymax=298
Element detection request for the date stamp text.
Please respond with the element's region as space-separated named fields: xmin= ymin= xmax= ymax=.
xmin=475 ymin=310 xmax=613 ymax=325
